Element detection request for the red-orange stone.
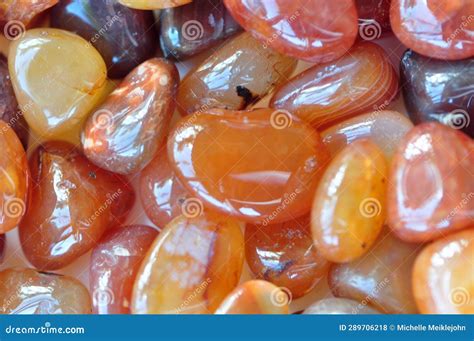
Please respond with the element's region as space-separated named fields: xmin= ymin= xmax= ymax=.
xmin=90 ymin=225 xmax=159 ymax=314
xmin=223 ymin=0 xmax=358 ymax=63
xmin=168 ymin=108 xmax=330 ymax=224
xmin=19 ymin=141 xmax=135 ymax=270
xmin=391 ymin=0 xmax=474 ymax=60
xmin=388 ymin=123 xmax=474 ymax=242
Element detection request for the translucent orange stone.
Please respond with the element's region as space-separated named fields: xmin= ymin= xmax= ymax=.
xmin=311 ymin=140 xmax=387 ymax=263
xmin=303 ymin=298 xmax=380 ymax=314
xmin=270 ymin=42 xmax=398 ymax=129
xmin=388 ymin=123 xmax=474 ymax=242
xmin=0 ymin=268 xmax=91 ymax=314
xmin=245 ymin=215 xmax=330 ymax=298
xmin=0 ymin=0 xmax=58 ymax=32
xmin=223 ymin=0 xmax=358 ymax=63
xmin=413 ymin=229 xmax=474 ymax=314
xmin=391 ymin=0 xmax=474 ymax=60
xmin=132 ymin=212 xmax=244 ymax=314
xmin=215 ymin=280 xmax=290 ymax=314
xmin=0 ymin=120 xmax=28 ymax=233
xmin=168 ymin=108 xmax=331 ymax=224
xmin=90 ymin=225 xmax=159 ymax=314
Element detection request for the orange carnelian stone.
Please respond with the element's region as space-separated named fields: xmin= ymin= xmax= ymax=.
xmin=0 ymin=120 xmax=28 ymax=233
xmin=215 ymin=280 xmax=290 ymax=314
xmin=312 ymin=140 xmax=387 ymax=263
xmin=245 ymin=215 xmax=330 ymax=298
xmin=224 ymin=0 xmax=358 ymax=63
xmin=388 ymin=123 xmax=474 ymax=242
xmin=413 ymin=229 xmax=474 ymax=314
xmin=90 ymin=225 xmax=159 ymax=314
xmin=168 ymin=108 xmax=330 ymax=225
xmin=132 ymin=212 xmax=244 ymax=314
xmin=270 ymin=42 xmax=398 ymax=129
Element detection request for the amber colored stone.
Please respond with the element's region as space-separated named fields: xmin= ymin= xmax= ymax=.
xmin=8 ymin=28 xmax=108 ymax=141
xmin=82 ymin=58 xmax=178 ymax=175
xmin=321 ymin=110 xmax=413 ymax=160
xmin=0 ymin=120 xmax=28 ymax=234
xmin=413 ymin=229 xmax=474 ymax=314
xmin=139 ymin=149 xmax=190 ymax=229
xmin=304 ymin=298 xmax=380 ymax=314
xmin=391 ymin=0 xmax=474 ymax=60
xmin=132 ymin=212 xmax=244 ymax=314
xmin=0 ymin=234 xmax=5 ymax=263
xmin=356 ymin=0 xmax=391 ymax=35
xmin=312 ymin=140 xmax=387 ymax=263
xmin=215 ymin=280 xmax=289 ymax=314
xmin=168 ymin=108 xmax=330 ymax=224
xmin=388 ymin=123 xmax=474 ymax=242
xmin=400 ymin=50 xmax=473 ymax=138
xmin=19 ymin=141 xmax=135 ymax=270
xmin=119 ymin=0 xmax=191 ymax=10
xmin=176 ymin=33 xmax=296 ymax=115
xmin=245 ymin=215 xmax=330 ymax=298
xmin=329 ymin=229 xmax=419 ymax=314
xmin=0 ymin=268 xmax=91 ymax=314
xmin=224 ymin=0 xmax=358 ymax=63
xmin=160 ymin=0 xmax=240 ymax=59
xmin=90 ymin=225 xmax=159 ymax=314
xmin=0 ymin=0 xmax=57 ymax=33
xmin=270 ymin=42 xmax=398 ymax=129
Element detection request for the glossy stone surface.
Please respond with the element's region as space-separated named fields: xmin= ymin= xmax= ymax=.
xmin=215 ymin=280 xmax=289 ymax=314
xmin=0 ymin=120 xmax=28 ymax=234
xmin=119 ymin=0 xmax=191 ymax=9
xmin=400 ymin=50 xmax=473 ymax=137
xmin=0 ymin=0 xmax=57 ymax=33
xmin=168 ymin=108 xmax=330 ymax=224
xmin=388 ymin=123 xmax=474 ymax=242
xmin=224 ymin=0 xmax=358 ymax=63
xmin=312 ymin=140 xmax=387 ymax=263
xmin=139 ymin=149 xmax=190 ymax=229
xmin=303 ymin=298 xmax=380 ymax=314
xmin=245 ymin=215 xmax=330 ymax=298
xmin=413 ymin=229 xmax=474 ymax=314
xmin=0 ymin=234 xmax=5 ymax=263
xmin=329 ymin=230 xmax=419 ymax=314
xmin=50 ymin=0 xmax=158 ymax=79
xmin=82 ymin=58 xmax=178 ymax=175
xmin=0 ymin=268 xmax=91 ymax=314
xmin=176 ymin=33 xmax=297 ymax=115
xmin=90 ymin=225 xmax=159 ymax=314
xmin=160 ymin=0 xmax=240 ymax=59
xmin=0 ymin=55 xmax=28 ymax=148
xmin=270 ymin=42 xmax=398 ymax=128
xmin=9 ymin=28 xmax=108 ymax=140
xmin=132 ymin=213 xmax=244 ymax=314
xmin=321 ymin=110 xmax=414 ymax=160
xmin=391 ymin=0 xmax=474 ymax=60
xmin=19 ymin=141 xmax=135 ymax=270
xmin=356 ymin=0 xmax=391 ymax=35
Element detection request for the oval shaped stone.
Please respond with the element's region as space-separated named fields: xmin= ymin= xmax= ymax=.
xmin=168 ymin=108 xmax=331 ymax=224
xmin=312 ymin=140 xmax=387 ymax=263
xmin=82 ymin=58 xmax=178 ymax=175
xmin=0 ymin=120 xmax=28 ymax=234
xmin=8 ymin=28 xmax=108 ymax=140
xmin=90 ymin=225 xmax=159 ymax=314
xmin=413 ymin=229 xmax=474 ymax=314
xmin=119 ymin=0 xmax=191 ymax=10
xmin=270 ymin=42 xmax=398 ymax=128
xmin=160 ymin=0 xmax=240 ymax=59
xmin=215 ymin=280 xmax=289 ymax=314
xmin=224 ymin=0 xmax=358 ymax=63
xmin=388 ymin=123 xmax=474 ymax=242
xmin=303 ymin=298 xmax=380 ymax=314
xmin=0 ymin=268 xmax=91 ymax=314
xmin=329 ymin=229 xmax=419 ymax=314
xmin=0 ymin=0 xmax=57 ymax=34
xmin=19 ymin=141 xmax=135 ymax=270
xmin=391 ymin=0 xmax=474 ymax=60
xmin=400 ymin=50 xmax=473 ymax=137
xmin=321 ymin=110 xmax=413 ymax=160
xmin=245 ymin=215 xmax=330 ymax=298
xmin=132 ymin=212 xmax=244 ymax=314
xmin=176 ymin=33 xmax=297 ymax=115
xmin=50 ymin=0 xmax=158 ymax=78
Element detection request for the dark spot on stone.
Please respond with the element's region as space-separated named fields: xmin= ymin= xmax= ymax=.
xmin=89 ymin=171 xmax=96 ymax=179
xmin=236 ymin=85 xmax=257 ymax=107
xmin=361 ymin=242 xmax=367 ymax=249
